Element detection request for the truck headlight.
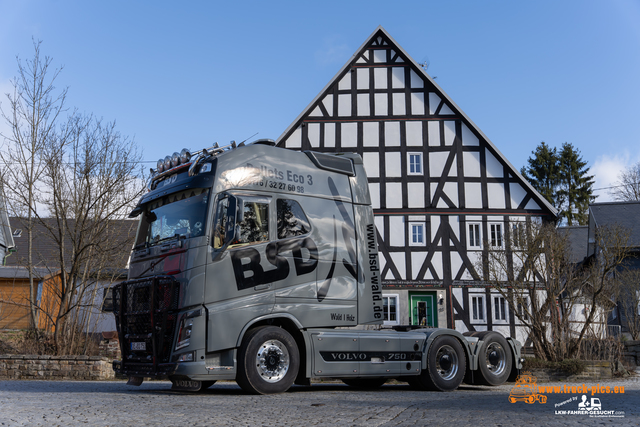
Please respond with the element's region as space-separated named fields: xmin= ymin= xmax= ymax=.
xmin=176 ymin=317 xmax=194 ymax=350
xmin=177 ymin=352 xmax=194 ymax=362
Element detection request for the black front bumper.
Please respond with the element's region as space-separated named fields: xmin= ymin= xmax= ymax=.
xmin=113 ymin=275 xmax=181 ymax=377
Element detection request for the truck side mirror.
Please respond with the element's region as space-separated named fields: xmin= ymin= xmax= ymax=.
xmin=236 ymin=196 xmax=245 ymax=223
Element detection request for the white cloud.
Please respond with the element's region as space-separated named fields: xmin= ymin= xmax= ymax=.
xmin=591 ymin=152 xmax=640 ymax=202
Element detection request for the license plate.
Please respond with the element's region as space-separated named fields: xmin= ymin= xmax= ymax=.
xmin=131 ymin=342 xmax=146 ymax=351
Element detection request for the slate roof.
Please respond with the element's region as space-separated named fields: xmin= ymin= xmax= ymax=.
xmin=558 ymin=226 xmax=589 ymax=263
xmin=5 ymin=217 xmax=137 ymax=275
xmin=589 ymin=201 xmax=640 ymax=248
xmin=0 ymin=266 xmax=55 ymax=280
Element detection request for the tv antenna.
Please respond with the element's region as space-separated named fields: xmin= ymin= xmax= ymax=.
xmin=419 ymin=55 xmax=437 ymax=80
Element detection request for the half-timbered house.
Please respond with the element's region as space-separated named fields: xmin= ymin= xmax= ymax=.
xmin=277 ymin=26 xmax=557 ymax=342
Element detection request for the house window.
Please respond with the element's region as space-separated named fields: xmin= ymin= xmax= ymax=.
xmin=408 ymin=153 xmax=423 ymax=175
xmin=511 ymin=222 xmax=525 ymax=248
xmin=489 ymin=223 xmax=503 ymax=248
xmin=494 ymin=296 xmax=507 ymax=321
xmin=409 ymin=222 xmax=425 ymax=246
xmin=468 ymin=223 xmax=481 ymax=249
xmin=517 ymin=296 xmax=530 ymax=322
xmin=471 ymin=295 xmax=485 ymax=321
xmin=383 ymin=294 xmax=399 ymax=325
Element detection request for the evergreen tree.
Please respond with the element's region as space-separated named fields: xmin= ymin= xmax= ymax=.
xmin=557 ymin=142 xmax=595 ymax=226
xmin=520 ymin=142 xmax=560 ymax=208
xmin=521 ymin=141 xmax=595 ymax=225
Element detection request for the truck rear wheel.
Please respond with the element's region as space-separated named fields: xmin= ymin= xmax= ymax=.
xmin=409 ymin=335 xmax=465 ymax=392
xmin=236 ymin=326 xmax=300 ymax=394
xmin=341 ymin=378 xmax=387 ymax=389
xmin=477 ymin=332 xmax=512 ymax=386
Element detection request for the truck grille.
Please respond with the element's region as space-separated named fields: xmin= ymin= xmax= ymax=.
xmin=113 ymin=276 xmax=180 ymax=376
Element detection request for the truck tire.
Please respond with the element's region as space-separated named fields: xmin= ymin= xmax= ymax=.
xmin=477 ymin=332 xmax=512 ymax=386
xmin=409 ymin=335 xmax=465 ymax=392
xmin=341 ymin=378 xmax=387 ymax=389
xmin=236 ymin=326 xmax=300 ymax=394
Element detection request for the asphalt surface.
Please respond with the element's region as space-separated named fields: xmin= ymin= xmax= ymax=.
xmin=0 ymin=377 xmax=638 ymax=426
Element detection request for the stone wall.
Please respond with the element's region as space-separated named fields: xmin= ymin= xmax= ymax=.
xmin=0 ymin=355 xmax=114 ymax=380
xmin=527 ymin=361 xmax=611 ymax=382
xmin=623 ymin=340 xmax=640 ymax=366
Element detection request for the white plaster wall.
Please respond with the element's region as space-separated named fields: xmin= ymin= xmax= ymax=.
xmin=407 ymin=182 xmax=425 ymax=208
xmin=363 ymin=152 xmax=379 ymax=178
xmin=385 ymin=152 xmax=402 ymax=177
xmin=406 ymin=121 xmax=422 ymax=146
xmin=386 ymin=182 xmax=402 ymax=208
xmin=385 ymin=122 xmax=400 ymax=146
xmin=363 ymin=122 xmax=379 ymax=147
xmin=428 ymin=121 xmax=440 ymax=146
xmin=389 ymin=216 xmax=405 ymax=247
xmin=341 ymin=122 xmax=357 ymax=147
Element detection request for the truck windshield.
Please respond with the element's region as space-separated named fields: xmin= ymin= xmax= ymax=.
xmin=136 ymin=188 xmax=210 ymax=247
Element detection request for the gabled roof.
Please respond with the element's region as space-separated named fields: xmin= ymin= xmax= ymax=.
xmin=0 ymin=266 xmax=57 ymax=280
xmin=5 ymin=217 xmax=136 ymax=274
xmin=558 ymin=226 xmax=589 ymax=263
xmin=589 ymin=201 xmax=640 ymax=247
xmin=277 ymin=26 xmax=558 ymax=218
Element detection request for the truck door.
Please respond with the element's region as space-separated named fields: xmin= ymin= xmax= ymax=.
xmin=204 ymin=193 xmax=276 ymax=353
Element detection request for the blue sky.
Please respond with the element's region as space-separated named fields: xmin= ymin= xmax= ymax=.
xmin=1 ymin=0 xmax=639 ymax=201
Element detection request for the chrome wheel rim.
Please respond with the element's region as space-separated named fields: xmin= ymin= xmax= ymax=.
xmin=435 ymin=345 xmax=458 ymax=380
xmin=256 ymin=339 xmax=289 ymax=383
xmin=485 ymin=342 xmax=506 ymax=376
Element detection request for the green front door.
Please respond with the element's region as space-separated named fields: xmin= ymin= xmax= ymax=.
xmin=410 ymin=292 xmax=437 ymax=327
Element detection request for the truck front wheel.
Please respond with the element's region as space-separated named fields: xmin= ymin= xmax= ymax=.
xmin=409 ymin=335 xmax=466 ymax=392
xmin=236 ymin=326 xmax=300 ymax=394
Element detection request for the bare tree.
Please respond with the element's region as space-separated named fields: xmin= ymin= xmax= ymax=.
xmin=481 ymin=222 xmax=628 ymax=361
xmin=0 ymin=40 xmax=67 ymax=330
xmin=609 ymin=161 xmax=640 ymax=201
xmin=38 ymin=115 xmax=144 ymax=354
xmin=614 ymin=269 xmax=640 ymax=340
xmin=1 ymin=41 xmax=144 ymax=354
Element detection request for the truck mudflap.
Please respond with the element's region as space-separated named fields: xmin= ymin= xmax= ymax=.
xmin=112 ymin=275 xmax=181 ymax=378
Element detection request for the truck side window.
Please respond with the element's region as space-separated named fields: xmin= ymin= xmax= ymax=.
xmin=213 ymin=197 xmax=229 ymax=249
xmin=277 ymin=199 xmax=310 ymax=239
xmin=236 ymin=202 xmax=269 ymax=245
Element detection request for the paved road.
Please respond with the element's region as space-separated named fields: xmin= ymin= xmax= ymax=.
xmin=0 ymin=378 xmax=638 ymax=426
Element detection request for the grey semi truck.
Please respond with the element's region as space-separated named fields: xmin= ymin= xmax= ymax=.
xmin=111 ymin=139 xmax=522 ymax=394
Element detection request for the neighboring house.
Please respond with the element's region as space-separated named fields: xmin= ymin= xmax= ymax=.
xmin=0 ymin=266 xmax=62 ymax=331
xmin=588 ymin=201 xmax=640 ymax=338
xmin=558 ymin=225 xmax=608 ymax=338
xmin=3 ymin=217 xmax=136 ymax=333
xmin=277 ymin=26 xmax=557 ymax=343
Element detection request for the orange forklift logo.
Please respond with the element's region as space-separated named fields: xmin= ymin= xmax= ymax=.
xmin=509 ymin=372 xmax=547 ymax=404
